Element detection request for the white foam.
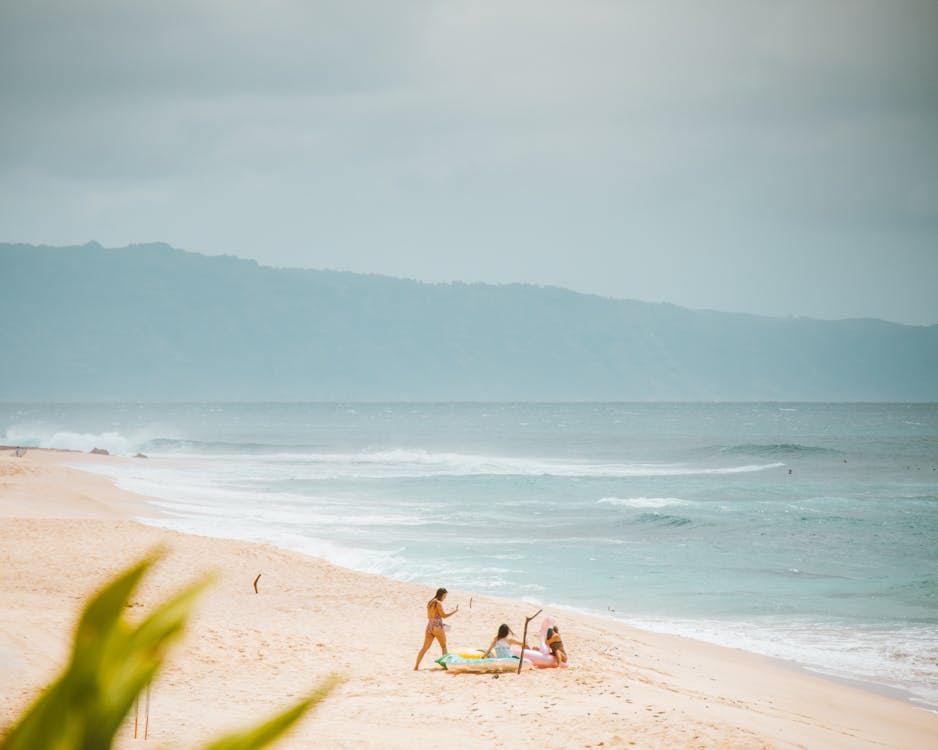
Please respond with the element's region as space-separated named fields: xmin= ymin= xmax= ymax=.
xmin=79 ymin=437 xmax=783 ymax=480
xmin=621 ymin=615 xmax=938 ymax=711
xmin=4 ymin=422 xmax=176 ymax=456
xmin=598 ymin=496 xmax=690 ymax=508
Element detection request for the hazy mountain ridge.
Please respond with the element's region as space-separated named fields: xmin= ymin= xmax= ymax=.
xmin=1 ymin=241 xmax=936 ymax=401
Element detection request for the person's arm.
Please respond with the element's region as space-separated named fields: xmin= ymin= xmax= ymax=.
xmin=482 ymin=635 xmax=497 ymax=658
xmin=442 ymin=603 xmax=459 ymax=618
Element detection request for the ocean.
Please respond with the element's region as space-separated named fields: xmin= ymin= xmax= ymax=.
xmin=2 ymin=402 xmax=936 ymax=709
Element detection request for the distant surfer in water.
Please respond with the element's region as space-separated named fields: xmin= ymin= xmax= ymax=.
xmin=414 ymin=587 xmax=458 ymax=670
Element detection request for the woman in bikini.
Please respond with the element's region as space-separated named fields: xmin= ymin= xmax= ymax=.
xmin=482 ymin=623 xmax=527 ymax=659
xmin=545 ymin=624 xmax=568 ymax=664
xmin=414 ymin=587 xmax=459 ymax=670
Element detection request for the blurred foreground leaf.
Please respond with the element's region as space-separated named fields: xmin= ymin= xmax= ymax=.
xmin=201 ymin=674 xmax=343 ymax=750
xmin=1 ymin=553 xmax=339 ymax=750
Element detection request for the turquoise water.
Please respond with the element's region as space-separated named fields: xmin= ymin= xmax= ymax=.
xmin=3 ymin=402 xmax=937 ymax=707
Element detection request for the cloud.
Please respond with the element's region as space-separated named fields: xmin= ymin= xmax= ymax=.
xmin=1 ymin=0 xmax=936 ymax=323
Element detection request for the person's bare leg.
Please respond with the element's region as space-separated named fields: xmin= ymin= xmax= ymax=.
xmin=437 ymin=632 xmax=448 ymax=656
xmin=414 ymin=631 xmax=435 ymax=670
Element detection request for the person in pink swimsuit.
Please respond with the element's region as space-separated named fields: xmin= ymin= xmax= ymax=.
xmin=414 ymin=587 xmax=459 ymax=670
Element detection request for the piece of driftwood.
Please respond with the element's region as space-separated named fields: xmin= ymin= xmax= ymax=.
xmin=517 ymin=608 xmax=543 ymax=674
xmin=253 ymin=574 xmax=262 ymax=594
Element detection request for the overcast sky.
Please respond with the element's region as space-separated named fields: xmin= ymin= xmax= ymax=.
xmin=2 ymin=1 xmax=937 ymax=325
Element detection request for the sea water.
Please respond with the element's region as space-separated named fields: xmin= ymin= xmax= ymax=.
xmin=2 ymin=402 xmax=936 ymax=708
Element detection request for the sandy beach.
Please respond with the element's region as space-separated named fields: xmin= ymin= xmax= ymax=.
xmin=1 ymin=448 xmax=936 ymax=749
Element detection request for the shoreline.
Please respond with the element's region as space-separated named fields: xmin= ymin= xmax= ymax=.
xmin=67 ymin=447 xmax=938 ymax=715
xmin=2 ymin=447 xmax=937 ymax=749
xmin=535 ymin=602 xmax=938 ymax=716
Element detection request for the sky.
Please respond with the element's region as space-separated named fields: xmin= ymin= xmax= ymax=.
xmin=2 ymin=1 xmax=937 ymax=325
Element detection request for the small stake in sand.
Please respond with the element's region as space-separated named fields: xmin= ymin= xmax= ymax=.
xmin=517 ymin=608 xmax=543 ymax=674
xmin=133 ymin=682 xmax=151 ymax=740
xmin=253 ymin=574 xmax=262 ymax=594
xmin=144 ymin=682 xmax=150 ymax=739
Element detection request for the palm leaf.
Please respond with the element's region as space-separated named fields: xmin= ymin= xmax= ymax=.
xmin=0 ymin=554 xmax=339 ymax=750
xmin=0 ymin=552 xmax=207 ymax=750
xmin=200 ymin=674 xmax=343 ymax=750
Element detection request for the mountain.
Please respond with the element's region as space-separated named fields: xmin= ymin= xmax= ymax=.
xmin=1 ymin=241 xmax=936 ymax=401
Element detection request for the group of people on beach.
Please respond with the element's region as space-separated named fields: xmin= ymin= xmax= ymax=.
xmin=414 ymin=587 xmax=568 ymax=670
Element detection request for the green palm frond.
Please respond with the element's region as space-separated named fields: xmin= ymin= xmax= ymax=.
xmin=1 ymin=552 xmax=339 ymax=750
xmin=201 ymin=674 xmax=344 ymax=750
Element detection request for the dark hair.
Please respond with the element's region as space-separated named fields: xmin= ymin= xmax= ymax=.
xmin=428 ymin=587 xmax=447 ymax=606
xmin=497 ymin=623 xmax=511 ymax=639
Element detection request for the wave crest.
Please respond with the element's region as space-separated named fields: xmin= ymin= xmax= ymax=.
xmin=598 ymin=497 xmax=689 ymax=508
xmin=720 ymin=443 xmax=842 ymax=458
xmin=633 ymin=512 xmax=694 ymax=527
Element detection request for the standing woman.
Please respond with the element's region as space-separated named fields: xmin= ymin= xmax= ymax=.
xmin=414 ymin=587 xmax=459 ymax=670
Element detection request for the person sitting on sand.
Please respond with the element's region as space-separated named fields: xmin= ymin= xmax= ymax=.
xmin=414 ymin=587 xmax=459 ymax=670
xmin=545 ymin=625 xmax=567 ymax=664
xmin=483 ymin=623 xmax=527 ymax=659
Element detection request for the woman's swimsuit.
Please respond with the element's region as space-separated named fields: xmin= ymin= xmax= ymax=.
xmin=493 ymin=638 xmax=512 ymax=658
xmin=426 ymin=599 xmax=446 ymax=635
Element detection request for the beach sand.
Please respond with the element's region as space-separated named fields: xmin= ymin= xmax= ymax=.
xmin=1 ymin=448 xmax=936 ymax=749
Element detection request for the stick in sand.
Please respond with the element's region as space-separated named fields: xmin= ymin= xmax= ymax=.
xmin=517 ymin=608 xmax=543 ymax=674
xmin=253 ymin=574 xmax=262 ymax=594
xmin=144 ymin=682 xmax=150 ymax=739
xmin=133 ymin=693 xmax=139 ymax=738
